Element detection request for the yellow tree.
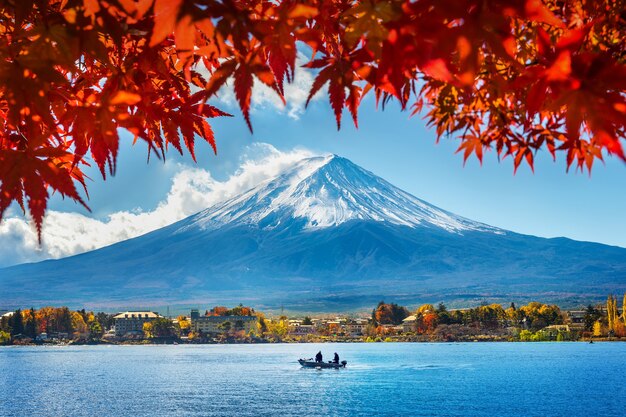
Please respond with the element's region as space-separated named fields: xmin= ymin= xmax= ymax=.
xmin=417 ymin=304 xmax=435 ymax=315
xmin=142 ymin=322 xmax=153 ymax=339
xmin=267 ymin=319 xmax=287 ymax=338
xmin=177 ymin=315 xmax=190 ymax=331
xmin=256 ymin=312 xmax=268 ymax=335
xmin=622 ymin=293 xmax=626 ymax=326
xmin=505 ymin=305 xmax=520 ymax=322
xmin=593 ymin=321 xmax=603 ymax=337
xmin=607 ymin=294 xmax=618 ymax=333
xmin=71 ymin=311 xmax=88 ymax=338
xmin=35 ymin=307 xmax=56 ymax=333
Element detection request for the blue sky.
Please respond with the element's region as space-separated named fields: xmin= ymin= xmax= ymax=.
xmin=1 ymin=79 xmax=624 ymax=267
xmin=53 ymin=92 xmax=626 ymax=246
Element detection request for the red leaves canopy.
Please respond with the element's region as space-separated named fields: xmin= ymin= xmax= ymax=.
xmin=1 ymin=0 xmax=625 ymax=239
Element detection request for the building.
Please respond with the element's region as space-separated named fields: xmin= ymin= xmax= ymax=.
xmin=402 ymin=315 xmax=418 ymax=333
xmin=345 ymin=319 xmax=369 ymax=336
xmin=566 ymin=310 xmax=586 ymax=330
xmin=113 ymin=311 xmax=161 ymax=336
xmin=324 ymin=320 xmax=344 ymax=335
xmin=190 ymin=309 xmax=257 ymax=335
xmin=539 ymin=324 xmax=572 ymax=340
xmin=379 ymin=323 xmax=403 ymax=334
xmin=289 ymin=324 xmax=316 ymax=336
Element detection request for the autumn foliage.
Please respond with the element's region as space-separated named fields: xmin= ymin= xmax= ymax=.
xmin=206 ymin=305 xmax=254 ymax=316
xmin=1 ymin=0 xmax=625 ymax=238
xmin=372 ymin=301 xmax=409 ymax=325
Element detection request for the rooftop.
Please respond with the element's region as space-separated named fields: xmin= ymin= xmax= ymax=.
xmin=113 ymin=311 xmax=161 ymax=319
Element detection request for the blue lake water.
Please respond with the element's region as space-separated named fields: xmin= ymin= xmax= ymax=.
xmin=1 ymin=342 xmax=625 ymax=416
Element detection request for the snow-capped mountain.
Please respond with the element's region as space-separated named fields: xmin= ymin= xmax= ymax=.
xmin=183 ymin=155 xmax=501 ymax=234
xmin=1 ymin=155 xmax=625 ymax=311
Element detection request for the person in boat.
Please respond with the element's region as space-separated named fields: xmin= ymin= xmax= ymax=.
xmin=333 ymin=353 xmax=339 ymax=364
xmin=315 ymin=351 xmax=323 ymax=363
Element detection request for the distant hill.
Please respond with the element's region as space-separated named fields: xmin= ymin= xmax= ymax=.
xmin=1 ymin=155 xmax=625 ymax=311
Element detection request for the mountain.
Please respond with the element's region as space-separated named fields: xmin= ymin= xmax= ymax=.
xmin=1 ymin=155 xmax=625 ymax=311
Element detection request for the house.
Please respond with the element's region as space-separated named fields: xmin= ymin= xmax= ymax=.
xmin=324 ymin=320 xmax=344 ymax=334
xmin=566 ymin=310 xmax=586 ymax=330
xmin=190 ymin=309 xmax=257 ymax=335
xmin=379 ymin=323 xmax=403 ymax=334
xmin=345 ymin=319 xmax=369 ymax=336
xmin=539 ymin=324 xmax=571 ymax=340
xmin=402 ymin=315 xmax=418 ymax=333
xmin=113 ymin=311 xmax=161 ymax=336
xmin=288 ymin=320 xmax=316 ymax=335
xmin=289 ymin=324 xmax=316 ymax=336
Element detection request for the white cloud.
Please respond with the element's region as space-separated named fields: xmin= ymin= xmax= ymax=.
xmin=214 ymin=53 xmax=324 ymax=120
xmin=0 ymin=144 xmax=315 ymax=268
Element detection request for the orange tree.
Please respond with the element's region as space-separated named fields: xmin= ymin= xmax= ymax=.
xmin=1 ymin=0 xmax=625 ymax=238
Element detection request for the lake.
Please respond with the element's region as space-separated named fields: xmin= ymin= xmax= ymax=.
xmin=1 ymin=342 xmax=624 ymax=416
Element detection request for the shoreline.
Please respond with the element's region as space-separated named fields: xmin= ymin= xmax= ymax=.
xmin=3 ymin=338 xmax=625 ymax=347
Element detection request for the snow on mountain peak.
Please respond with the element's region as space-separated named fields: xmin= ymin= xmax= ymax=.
xmin=182 ymin=154 xmax=503 ymax=235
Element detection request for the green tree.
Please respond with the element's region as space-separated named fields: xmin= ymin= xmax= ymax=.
xmin=302 ymin=316 xmax=313 ymax=325
xmin=95 ymin=312 xmax=115 ymax=331
xmin=218 ymin=321 xmax=232 ymax=333
xmin=10 ymin=310 xmax=24 ymax=336
xmin=150 ymin=318 xmax=177 ymax=338
xmin=519 ymin=330 xmax=533 ymax=341
xmin=583 ymin=305 xmax=603 ymax=331
xmin=434 ymin=303 xmax=452 ymax=325
xmin=89 ymin=321 xmax=103 ymax=341
xmin=56 ymin=307 xmax=73 ymax=334
xmin=0 ymin=330 xmax=10 ymax=345
xmin=0 ymin=315 xmax=9 ymax=332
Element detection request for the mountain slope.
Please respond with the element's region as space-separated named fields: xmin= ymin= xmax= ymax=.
xmin=1 ymin=155 xmax=625 ymax=310
xmin=184 ymin=155 xmax=501 ymax=234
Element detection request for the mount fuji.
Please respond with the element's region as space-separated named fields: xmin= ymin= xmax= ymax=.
xmin=1 ymin=155 xmax=625 ymax=311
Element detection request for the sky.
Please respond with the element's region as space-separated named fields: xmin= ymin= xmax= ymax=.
xmin=1 ymin=68 xmax=625 ymax=267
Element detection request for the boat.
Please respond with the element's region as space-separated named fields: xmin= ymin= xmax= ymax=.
xmin=298 ymin=359 xmax=347 ymax=369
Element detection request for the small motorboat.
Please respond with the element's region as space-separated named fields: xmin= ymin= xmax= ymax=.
xmin=298 ymin=359 xmax=347 ymax=369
